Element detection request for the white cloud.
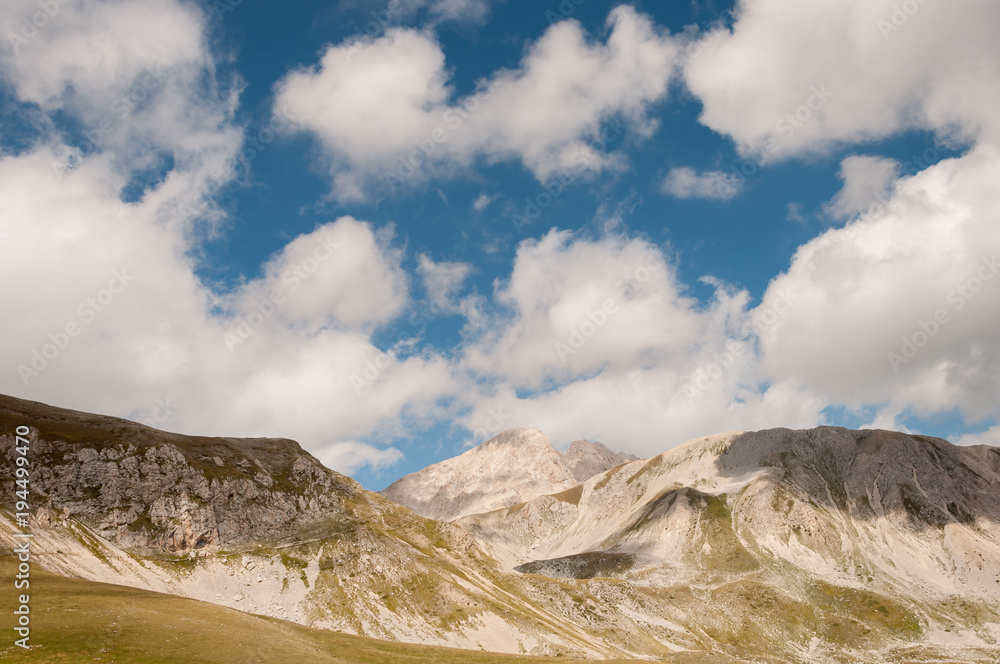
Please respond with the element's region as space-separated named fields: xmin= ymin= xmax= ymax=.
xmin=316 ymin=441 xmax=404 ymax=476
xmin=824 ymin=155 xmax=899 ymax=219
xmin=448 ymin=228 xmax=834 ymax=456
xmin=0 ymin=0 xmax=241 ymax=182
xmin=680 ymin=0 xmax=1000 ymax=432
xmin=683 ymin=0 xmax=1000 ymax=160
xmin=460 ymin=230 xmax=704 ymax=388
xmin=0 ymin=145 xmax=458 ymax=474
xmin=416 ymin=254 xmax=470 ymax=311
xmin=472 ymin=192 xmax=495 ymax=212
xmin=786 ymin=202 xmax=807 ymax=224
xmin=5 ymin=0 xmax=999 ymax=478
xmin=234 ymin=218 xmax=409 ymax=331
xmin=345 ymin=0 xmax=493 ymax=26
xmin=660 ymin=166 xmax=743 ymax=200
xmin=953 ymin=425 xmax=1000 ymax=447
xmin=757 ymin=144 xmax=1000 ymax=423
xmin=275 ymin=6 xmax=679 ymax=201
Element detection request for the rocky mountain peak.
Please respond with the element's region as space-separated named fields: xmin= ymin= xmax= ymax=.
xmin=379 ymin=428 xmax=636 ymax=521
xmin=480 ymin=427 xmax=551 ymax=450
xmin=563 ymin=439 xmax=638 ymax=482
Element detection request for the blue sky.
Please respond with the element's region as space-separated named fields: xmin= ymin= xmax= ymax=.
xmin=1 ymin=0 xmax=998 ymax=489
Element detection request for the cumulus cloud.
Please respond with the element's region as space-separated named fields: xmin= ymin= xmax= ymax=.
xmin=460 ymin=230 xmax=701 ymax=388
xmin=683 ymin=0 xmax=1000 ymax=160
xmin=4 ymin=0 xmax=998 ymax=479
xmin=660 ymin=166 xmax=743 ymax=200
xmin=757 ymin=144 xmax=1000 ymax=423
xmin=0 ymin=142 xmax=457 ymax=474
xmin=275 ymin=6 xmax=679 ymax=201
xmin=824 ymin=155 xmax=900 ymax=219
xmin=677 ymin=0 xmax=1000 ymax=436
xmin=233 ymin=219 xmax=409 ymax=331
xmin=0 ymin=0 xmax=241 ymax=183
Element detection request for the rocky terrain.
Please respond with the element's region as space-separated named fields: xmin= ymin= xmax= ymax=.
xmin=0 ymin=395 xmax=626 ymax=657
xmin=380 ymin=428 xmax=636 ymax=521
xmin=2 ymin=394 xmax=1000 ymax=663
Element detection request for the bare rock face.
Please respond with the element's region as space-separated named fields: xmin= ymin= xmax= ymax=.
xmin=459 ymin=427 xmax=1000 ymax=604
xmin=379 ymin=428 xmax=636 ymax=521
xmin=0 ymin=394 xmax=361 ymax=555
xmin=563 ymin=439 xmax=638 ymax=483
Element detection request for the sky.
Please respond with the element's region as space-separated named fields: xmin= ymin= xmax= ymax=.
xmin=1 ymin=0 xmax=998 ymax=490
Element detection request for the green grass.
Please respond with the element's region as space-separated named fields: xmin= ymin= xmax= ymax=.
xmin=0 ymin=557 xmax=650 ymax=664
xmin=550 ymin=485 xmax=583 ymax=506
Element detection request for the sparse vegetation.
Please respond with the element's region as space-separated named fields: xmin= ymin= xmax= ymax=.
xmin=0 ymin=557 xmax=653 ymax=664
xmin=551 ymin=485 xmax=583 ymax=505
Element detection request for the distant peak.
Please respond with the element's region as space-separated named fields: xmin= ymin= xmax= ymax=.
xmin=480 ymin=428 xmax=552 ymax=450
xmin=567 ymin=439 xmax=609 ymax=454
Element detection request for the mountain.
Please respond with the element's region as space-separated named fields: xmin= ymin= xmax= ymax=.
xmin=0 ymin=395 xmax=642 ymax=658
xmin=3 ymin=394 xmax=1000 ymax=663
xmin=379 ymin=428 xmax=637 ymax=521
xmin=457 ymin=427 xmax=1000 ymax=659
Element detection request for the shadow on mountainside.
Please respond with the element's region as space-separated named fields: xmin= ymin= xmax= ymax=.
xmin=708 ymin=426 xmax=1000 ymax=528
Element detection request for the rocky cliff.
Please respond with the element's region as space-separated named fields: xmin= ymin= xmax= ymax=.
xmin=0 ymin=393 xmax=361 ymax=555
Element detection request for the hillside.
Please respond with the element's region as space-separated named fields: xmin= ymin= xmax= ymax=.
xmin=0 ymin=556 xmax=655 ymax=664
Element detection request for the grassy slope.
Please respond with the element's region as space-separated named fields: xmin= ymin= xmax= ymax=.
xmin=0 ymin=557 xmax=681 ymax=664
